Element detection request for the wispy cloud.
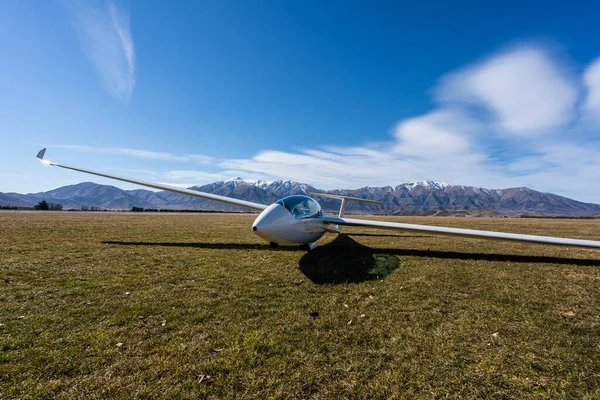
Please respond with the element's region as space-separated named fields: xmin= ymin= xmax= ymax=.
xmin=436 ymin=46 xmax=578 ymax=135
xmin=220 ymin=110 xmax=488 ymax=189
xmin=55 ymin=144 xmax=214 ymax=164
xmin=215 ymin=44 xmax=600 ymax=202
xmin=65 ymin=0 xmax=135 ymax=104
xmin=52 ymin=43 xmax=600 ymax=202
xmin=162 ymin=170 xmax=231 ymax=183
xmin=583 ymin=57 xmax=600 ymax=125
xmin=161 ymin=169 xmax=274 ymax=185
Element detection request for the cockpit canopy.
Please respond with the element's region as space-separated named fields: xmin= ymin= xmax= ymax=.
xmin=276 ymin=195 xmax=323 ymax=220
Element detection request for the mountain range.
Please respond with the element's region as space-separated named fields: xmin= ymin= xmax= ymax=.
xmin=2 ymin=178 xmax=600 ymax=216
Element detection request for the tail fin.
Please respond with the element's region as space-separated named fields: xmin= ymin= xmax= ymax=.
xmin=310 ymin=193 xmax=382 ymax=217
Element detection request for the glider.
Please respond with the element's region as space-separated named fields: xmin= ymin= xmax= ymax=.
xmin=36 ymin=148 xmax=600 ymax=250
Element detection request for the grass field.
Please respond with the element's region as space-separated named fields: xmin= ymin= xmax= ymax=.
xmin=1 ymin=212 xmax=599 ymax=399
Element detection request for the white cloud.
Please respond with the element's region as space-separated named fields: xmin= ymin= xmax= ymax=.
xmin=162 ymin=170 xmax=230 ymax=182
xmin=65 ymin=0 xmax=135 ymax=104
xmin=437 ymin=47 xmax=577 ymax=135
xmin=47 ymin=44 xmax=600 ymax=202
xmin=583 ymin=57 xmax=600 ymax=124
xmin=393 ymin=109 xmax=474 ymax=155
xmin=219 ymin=108 xmax=490 ymax=190
xmin=161 ymin=169 xmax=275 ymax=186
xmin=212 ymin=45 xmax=600 ymax=202
xmin=55 ymin=144 xmax=213 ymax=164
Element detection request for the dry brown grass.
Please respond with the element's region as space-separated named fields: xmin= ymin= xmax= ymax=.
xmin=1 ymin=212 xmax=599 ymax=399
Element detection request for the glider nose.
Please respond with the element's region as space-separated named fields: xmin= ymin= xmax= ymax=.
xmin=252 ymin=203 xmax=292 ymax=240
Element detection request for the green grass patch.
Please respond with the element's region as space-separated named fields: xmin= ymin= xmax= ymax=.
xmin=1 ymin=212 xmax=599 ymax=398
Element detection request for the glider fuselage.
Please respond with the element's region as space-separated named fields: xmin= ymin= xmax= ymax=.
xmin=252 ymin=196 xmax=327 ymax=245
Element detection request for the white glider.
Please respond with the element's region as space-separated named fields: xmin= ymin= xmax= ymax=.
xmin=36 ymin=148 xmax=600 ymax=250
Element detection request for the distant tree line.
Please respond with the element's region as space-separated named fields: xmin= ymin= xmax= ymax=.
xmin=80 ymin=206 xmax=101 ymax=211
xmin=33 ymin=201 xmax=63 ymax=211
xmin=519 ymin=214 xmax=600 ymax=220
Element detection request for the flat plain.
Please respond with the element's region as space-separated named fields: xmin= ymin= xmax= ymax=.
xmin=1 ymin=211 xmax=599 ymax=399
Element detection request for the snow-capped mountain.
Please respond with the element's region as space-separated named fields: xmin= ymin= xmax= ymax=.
xmin=220 ymin=177 xmax=314 ymax=196
xmin=403 ymin=181 xmax=450 ymax=190
xmin=2 ymin=179 xmax=600 ymax=216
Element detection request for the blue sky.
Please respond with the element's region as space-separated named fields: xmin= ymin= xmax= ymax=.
xmin=1 ymin=0 xmax=600 ymax=201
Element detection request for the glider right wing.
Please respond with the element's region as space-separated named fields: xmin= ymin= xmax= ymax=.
xmin=324 ymin=215 xmax=600 ymax=249
xmin=36 ymin=148 xmax=268 ymax=211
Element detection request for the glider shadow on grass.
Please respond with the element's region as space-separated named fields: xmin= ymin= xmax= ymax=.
xmin=103 ymin=234 xmax=600 ymax=284
xmin=299 ymin=235 xmax=600 ymax=283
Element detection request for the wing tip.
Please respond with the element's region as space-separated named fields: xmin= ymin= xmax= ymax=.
xmin=36 ymin=148 xmax=47 ymax=160
xmin=36 ymin=148 xmax=52 ymax=165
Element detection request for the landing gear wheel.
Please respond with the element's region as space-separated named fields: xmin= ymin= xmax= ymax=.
xmin=304 ymin=242 xmax=317 ymax=251
xmin=269 ymin=242 xmax=279 ymax=249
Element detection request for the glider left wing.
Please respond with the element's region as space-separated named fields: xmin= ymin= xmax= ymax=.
xmin=324 ymin=216 xmax=600 ymax=249
xmin=36 ymin=148 xmax=268 ymax=211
